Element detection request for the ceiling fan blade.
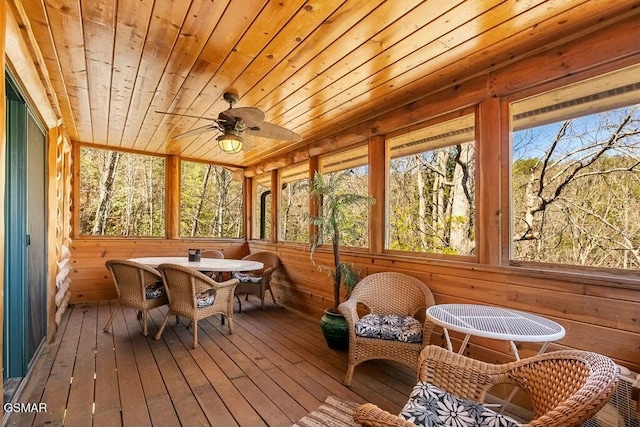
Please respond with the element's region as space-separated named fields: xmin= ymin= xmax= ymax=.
xmin=223 ymin=107 xmax=265 ymax=127
xmin=155 ymin=110 xmax=219 ymax=121
xmin=172 ymin=124 xmax=219 ymax=140
xmin=245 ymin=121 xmax=302 ymax=142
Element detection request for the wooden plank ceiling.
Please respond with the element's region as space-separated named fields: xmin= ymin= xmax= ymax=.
xmin=14 ymin=0 xmax=640 ymax=167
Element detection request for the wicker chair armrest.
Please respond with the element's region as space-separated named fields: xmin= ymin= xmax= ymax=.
xmin=338 ymin=297 xmax=359 ymax=327
xmin=353 ymin=403 xmax=418 ymax=427
xmin=262 ymin=266 xmax=273 ymax=278
xmin=260 ymin=266 xmax=274 ymax=286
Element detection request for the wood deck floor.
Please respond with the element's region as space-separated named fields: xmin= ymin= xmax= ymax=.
xmin=6 ymin=299 xmax=415 ymax=427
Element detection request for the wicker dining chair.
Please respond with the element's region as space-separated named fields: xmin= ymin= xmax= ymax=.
xmin=201 ymin=249 xmax=225 ymax=280
xmin=155 ymin=263 xmax=239 ymax=348
xmin=201 ymin=249 xmax=224 ymax=259
xmin=231 ymin=251 xmax=280 ymax=311
xmin=338 ymin=272 xmax=435 ymax=386
xmin=354 ymin=345 xmax=620 ymax=427
xmin=103 ymin=259 xmax=168 ymax=337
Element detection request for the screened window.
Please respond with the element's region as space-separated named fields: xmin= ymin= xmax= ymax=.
xmin=280 ymin=162 xmax=309 ymax=243
xmin=387 ymin=114 xmax=476 ymax=255
xmin=511 ymin=64 xmax=640 ymax=269
xmin=254 ymin=173 xmax=272 ymax=240
xmin=79 ymin=146 xmax=165 ymax=236
xmin=319 ymin=145 xmax=369 ymax=248
xmin=180 ymin=161 xmax=243 ymax=238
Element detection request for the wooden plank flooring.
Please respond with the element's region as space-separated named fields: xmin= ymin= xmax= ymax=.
xmin=7 ymin=299 xmax=414 ymax=427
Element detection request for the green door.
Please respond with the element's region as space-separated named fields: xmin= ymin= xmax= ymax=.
xmin=3 ymin=75 xmax=47 ymax=382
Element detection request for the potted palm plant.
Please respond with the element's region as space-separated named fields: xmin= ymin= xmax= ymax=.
xmin=309 ymin=170 xmax=374 ymax=350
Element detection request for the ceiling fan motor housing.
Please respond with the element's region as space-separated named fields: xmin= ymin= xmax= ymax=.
xmin=222 ymin=92 xmax=240 ymax=107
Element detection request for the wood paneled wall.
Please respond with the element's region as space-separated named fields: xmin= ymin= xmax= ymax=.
xmin=250 ymin=241 xmax=640 ymax=373
xmin=69 ymin=239 xmax=249 ymax=302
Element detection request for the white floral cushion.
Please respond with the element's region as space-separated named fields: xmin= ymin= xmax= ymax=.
xmin=355 ymin=313 xmax=423 ymax=343
xmin=145 ymin=281 xmax=165 ymax=300
xmin=399 ymin=382 xmax=521 ymax=427
xmin=232 ymin=272 xmax=262 ymax=283
xmin=196 ymin=289 xmax=216 ymax=307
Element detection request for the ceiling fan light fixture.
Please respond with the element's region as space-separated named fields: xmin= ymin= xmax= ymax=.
xmin=217 ymin=132 xmax=243 ymax=153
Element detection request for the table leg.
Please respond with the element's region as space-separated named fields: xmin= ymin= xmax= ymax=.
xmin=443 ymin=328 xmax=472 ymax=354
xmin=508 ymin=340 xmax=521 ymax=361
xmin=443 ymin=328 xmax=453 ymax=352
xmin=500 ymin=341 xmax=551 ymax=414
xmin=458 ymin=334 xmax=471 ymax=355
xmin=537 ymin=342 xmax=550 ymax=355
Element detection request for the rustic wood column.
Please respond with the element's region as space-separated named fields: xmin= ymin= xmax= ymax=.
xmin=166 ymin=155 xmax=181 ymax=239
xmin=476 ymin=98 xmax=506 ymax=265
xmin=270 ymin=169 xmax=279 ymax=243
xmin=243 ymin=176 xmax=252 ymax=239
xmin=368 ymin=135 xmax=386 ymax=254
xmin=46 ymin=128 xmax=59 ymax=342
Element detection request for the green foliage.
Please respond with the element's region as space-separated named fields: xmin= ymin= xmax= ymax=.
xmin=79 ymin=149 xmax=244 ymax=239
xmin=309 ymin=170 xmax=375 ymax=311
xmin=280 ymin=179 xmax=310 ymax=243
xmin=79 ymin=147 xmax=165 ymax=236
xmin=179 ymin=161 xmax=243 ymax=238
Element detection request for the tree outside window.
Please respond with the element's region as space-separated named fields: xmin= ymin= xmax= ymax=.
xmin=180 ymin=161 xmax=243 ymax=238
xmin=319 ymin=145 xmax=369 ymax=248
xmin=79 ymin=147 xmax=166 ymax=236
xmin=511 ymin=65 xmax=640 ymax=269
xmin=280 ymin=162 xmax=309 ymax=243
xmin=387 ymin=115 xmax=476 ymax=255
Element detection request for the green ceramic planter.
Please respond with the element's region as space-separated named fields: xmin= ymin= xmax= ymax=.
xmin=320 ymin=310 xmax=349 ymax=350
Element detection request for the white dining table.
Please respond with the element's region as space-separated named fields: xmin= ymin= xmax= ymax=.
xmin=128 ymin=256 xmax=263 ymax=272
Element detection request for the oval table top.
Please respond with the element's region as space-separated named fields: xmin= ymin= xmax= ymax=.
xmin=426 ymin=303 xmax=565 ymax=343
xmin=128 ymin=256 xmax=263 ymax=272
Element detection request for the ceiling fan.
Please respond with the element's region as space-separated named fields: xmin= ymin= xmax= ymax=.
xmin=157 ymin=92 xmax=302 ymax=153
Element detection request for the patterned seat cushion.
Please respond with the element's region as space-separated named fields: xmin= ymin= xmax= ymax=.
xmin=399 ymin=382 xmax=521 ymax=427
xmin=232 ymin=272 xmax=262 ymax=283
xmin=355 ymin=313 xmax=423 ymax=343
xmin=196 ymin=289 xmax=216 ymax=308
xmin=145 ymin=281 xmax=165 ymax=300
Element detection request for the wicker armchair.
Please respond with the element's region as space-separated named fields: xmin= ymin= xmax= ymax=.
xmin=103 ymin=259 xmax=168 ymax=337
xmin=338 ymin=272 xmax=435 ymax=386
xmin=231 ymin=251 xmax=280 ymax=311
xmin=155 ymin=263 xmax=239 ymax=348
xmin=354 ymin=345 xmax=620 ymax=427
